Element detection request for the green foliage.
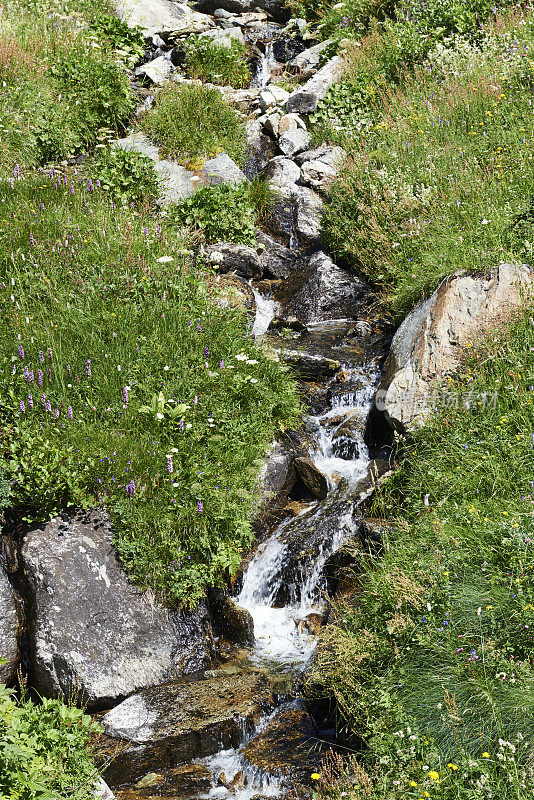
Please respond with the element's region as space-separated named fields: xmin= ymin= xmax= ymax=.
xmin=0 ymin=173 xmax=298 ymax=605
xmin=183 ymin=35 xmax=251 ymax=89
xmin=90 ymin=146 xmax=160 ymax=205
xmin=87 ymin=13 xmax=145 ymax=60
xmin=0 ymin=684 xmax=101 ymax=799
xmin=0 ymin=0 xmax=134 ymax=172
xmin=141 ymin=83 xmax=245 ymax=169
xmin=311 ymin=311 xmax=534 ymax=797
xmin=320 ymin=10 xmax=534 ymax=313
xmin=169 ymin=179 xmax=276 ymax=245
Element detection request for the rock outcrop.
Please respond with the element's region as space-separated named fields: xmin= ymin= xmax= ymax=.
xmin=114 ymin=0 xmax=213 ymax=39
xmin=285 ymin=57 xmax=345 ymax=114
xmin=377 ymin=263 xmax=534 ymax=431
xmin=0 ymin=567 xmax=20 ymax=684
xmin=21 ymin=511 xmax=213 ymax=708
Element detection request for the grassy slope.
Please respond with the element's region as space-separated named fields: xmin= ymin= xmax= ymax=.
xmin=306 ymin=5 xmax=534 ymax=798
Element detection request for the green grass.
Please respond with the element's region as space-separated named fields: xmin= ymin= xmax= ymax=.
xmin=318 ymin=7 xmax=534 ymax=314
xmin=0 ymin=683 xmax=101 ymax=799
xmin=183 ymin=35 xmax=252 ymax=89
xmin=0 ymin=170 xmax=298 ymax=606
xmin=0 ymin=0 xmax=137 ymax=174
xmin=141 ymin=83 xmax=246 ymax=170
xmin=311 ymin=309 xmax=534 ymax=798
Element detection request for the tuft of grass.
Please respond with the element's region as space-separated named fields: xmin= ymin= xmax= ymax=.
xmin=183 ymin=35 xmax=252 ymax=89
xmin=311 ymin=308 xmax=534 ymax=797
xmin=141 ymin=83 xmax=246 ymax=169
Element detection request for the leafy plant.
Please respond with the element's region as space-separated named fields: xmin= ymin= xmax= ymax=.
xmin=184 ymin=35 xmax=251 ymax=89
xmin=0 ymin=684 xmax=101 ymax=799
xmin=141 ymin=83 xmax=246 ymax=169
xmin=169 ymin=182 xmax=260 ymax=245
xmin=90 ymin=146 xmax=160 ymax=205
xmin=87 ymin=13 xmax=145 ymax=60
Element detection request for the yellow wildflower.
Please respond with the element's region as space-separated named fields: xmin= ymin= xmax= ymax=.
xmin=429 ymin=771 xmax=440 ymax=781
xmin=311 ymin=774 xmax=321 ymax=781
xmin=447 ymin=763 xmax=458 ymax=770
xmin=482 ymin=752 xmax=490 ymax=758
xmin=410 ymin=781 xmax=418 ymax=786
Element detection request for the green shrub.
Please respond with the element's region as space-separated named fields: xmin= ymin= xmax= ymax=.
xmin=87 ymin=13 xmax=145 ymax=60
xmin=184 ymin=35 xmax=251 ymax=89
xmin=169 ymin=179 xmax=277 ymax=245
xmin=90 ymin=146 xmax=160 ymax=205
xmin=141 ymin=83 xmax=246 ymax=169
xmin=0 ymin=684 xmax=101 ymax=799
xmin=0 ymin=173 xmax=298 ymax=605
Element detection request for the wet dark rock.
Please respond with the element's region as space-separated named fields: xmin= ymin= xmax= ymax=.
xmin=0 ymin=566 xmax=20 ymax=684
xmin=272 ymin=482 xmax=362 ymax=605
xmin=0 ymin=535 xmax=18 ymax=574
xmin=293 ymin=457 xmax=328 ymax=500
xmin=21 ymin=511 xmax=212 ymax=708
xmin=245 ymin=120 xmax=277 ymax=176
xmin=323 ymin=539 xmax=364 ymax=595
xmin=208 ymin=589 xmax=255 ymax=646
xmin=95 ymin=669 xmax=271 ymax=785
xmin=256 ymin=230 xmax=296 ymax=280
xmin=330 ymin=411 xmax=366 ymax=460
xmin=170 ymin=600 xmax=216 ymax=677
xmin=243 ymin=702 xmax=323 ymax=787
xmin=114 ymin=764 xmax=212 ymax=799
xmin=203 ymin=243 xmax=263 ymax=279
xmin=257 ymin=440 xmax=297 ymax=505
xmin=280 ymin=349 xmax=340 ymax=381
xmin=271 ymin=315 xmax=307 ymax=332
xmin=280 ymin=250 xmax=372 ymax=325
xmin=259 ymin=0 xmax=292 ymax=24
xmin=272 ymin=35 xmax=306 ymax=63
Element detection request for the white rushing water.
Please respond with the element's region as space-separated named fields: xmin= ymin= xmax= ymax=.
xmin=253 ymin=43 xmax=277 ymax=89
xmin=236 ymin=364 xmax=379 ymax=668
xmin=251 ymin=288 xmax=279 ymax=338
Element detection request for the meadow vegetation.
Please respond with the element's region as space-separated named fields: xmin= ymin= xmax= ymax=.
xmin=183 ymin=35 xmax=252 ymax=89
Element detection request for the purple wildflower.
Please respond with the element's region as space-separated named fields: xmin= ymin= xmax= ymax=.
xmin=179 ymin=419 xmax=184 ymax=431
xmin=39 ymin=350 xmax=44 ymax=363
xmin=122 ymin=386 xmax=128 ymax=404
xmin=67 ymin=364 xmax=71 ymax=376
xmin=54 ymin=408 xmax=60 ymax=419
xmin=28 ymin=394 xmax=33 ymax=409
xmin=47 ymin=348 xmax=52 ymax=360
xmin=23 ymin=366 xmax=29 ymax=381
xmin=166 ymin=455 xmax=173 ymax=473
xmin=197 ymin=500 xmax=203 ymax=514
xmin=47 ymin=366 xmax=51 ymax=379
xmin=18 ymin=345 xmax=24 ymax=359
xmin=126 ymin=479 xmax=136 ymax=497
xmin=85 ymin=359 xmax=91 ymax=377
xmin=68 ymin=406 xmax=73 ymax=419
xmin=45 ymin=400 xmax=52 ymax=413
xmin=20 ymin=401 xmax=25 ymax=413
xmin=41 ymin=393 xmax=46 ymax=406
xmin=28 ymin=370 xmax=34 ymax=383
xmin=219 ymin=360 xmax=224 ymax=369
xmin=38 ymin=370 xmax=43 ymax=387
xmin=204 ymin=346 xmax=209 ymax=358
xmin=197 ymin=323 xmax=201 ymax=332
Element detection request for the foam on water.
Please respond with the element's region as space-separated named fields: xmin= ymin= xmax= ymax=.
xmin=251 ymin=288 xmax=279 ymax=338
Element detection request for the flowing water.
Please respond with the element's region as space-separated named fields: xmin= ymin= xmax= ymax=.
xmin=195 ymin=300 xmax=380 ymax=798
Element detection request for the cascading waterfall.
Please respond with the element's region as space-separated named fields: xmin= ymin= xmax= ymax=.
xmin=198 ymin=298 xmax=380 ymax=798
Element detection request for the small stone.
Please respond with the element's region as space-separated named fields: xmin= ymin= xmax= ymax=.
xmin=278 ymin=113 xmax=307 ymax=136
xmin=135 ymin=773 xmax=164 ymax=788
xmin=269 ymin=85 xmax=290 ymax=104
xmin=213 ymin=7 xmax=234 ymax=16
xmin=264 ymin=156 xmax=301 ymax=187
xmin=278 ymin=128 xmax=311 ymax=157
xmin=151 ymin=33 xmax=166 ymax=47
xmin=263 ymin=112 xmax=282 ymax=138
xmin=259 ymin=89 xmax=277 ymax=110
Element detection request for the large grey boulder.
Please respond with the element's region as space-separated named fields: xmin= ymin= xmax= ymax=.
xmin=113 ymin=0 xmax=213 ymax=38
xmin=202 ymin=153 xmax=247 ymax=187
xmin=281 ymin=250 xmax=371 ymax=325
xmin=203 ymin=242 xmax=262 ymax=278
xmin=198 ymin=26 xmax=245 ymax=46
xmin=278 ymin=128 xmax=311 ymax=158
xmin=196 ymin=0 xmax=254 ymax=14
xmin=285 ymin=57 xmax=345 ymax=115
xmin=264 ymin=156 xmax=301 ymax=188
xmin=21 ymin=511 xmax=212 ymax=708
xmin=0 ymin=567 xmax=19 ymax=684
xmin=288 ymin=39 xmax=334 ymax=79
xmin=378 ymin=263 xmax=534 ymax=431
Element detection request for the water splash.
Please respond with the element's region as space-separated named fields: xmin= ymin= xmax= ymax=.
xmin=251 ymin=289 xmax=279 ymax=338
